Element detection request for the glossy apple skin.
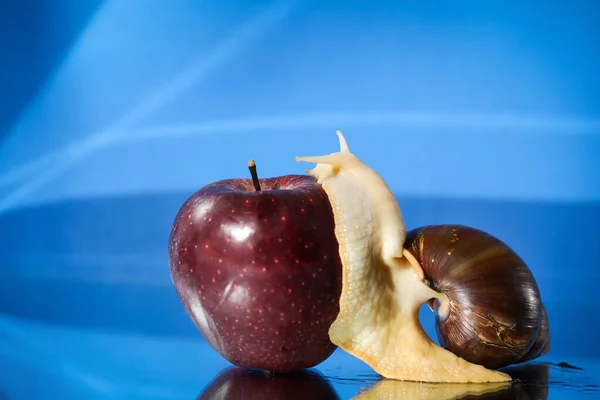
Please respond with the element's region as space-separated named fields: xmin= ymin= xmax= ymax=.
xmin=197 ymin=367 xmax=340 ymax=400
xmin=168 ymin=175 xmax=343 ymax=372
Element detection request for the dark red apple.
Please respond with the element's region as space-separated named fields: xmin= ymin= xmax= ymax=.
xmin=168 ymin=170 xmax=343 ymax=372
xmin=197 ymin=367 xmax=340 ymax=400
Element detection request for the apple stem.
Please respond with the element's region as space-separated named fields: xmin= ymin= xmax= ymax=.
xmin=248 ymin=159 xmax=262 ymax=191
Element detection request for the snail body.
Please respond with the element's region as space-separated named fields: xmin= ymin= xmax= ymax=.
xmin=296 ymin=131 xmax=549 ymax=383
xmin=404 ymin=225 xmax=550 ymax=370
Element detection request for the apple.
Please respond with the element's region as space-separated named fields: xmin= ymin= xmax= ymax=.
xmin=168 ymin=162 xmax=343 ymax=372
xmin=196 ymin=367 xmax=340 ymax=399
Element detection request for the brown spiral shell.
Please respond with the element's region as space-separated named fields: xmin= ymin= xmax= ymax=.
xmin=404 ymin=224 xmax=550 ymax=370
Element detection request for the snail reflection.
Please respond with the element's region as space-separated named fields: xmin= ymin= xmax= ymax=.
xmin=354 ymin=363 xmax=549 ymax=400
xmin=196 ymin=367 xmax=340 ymax=400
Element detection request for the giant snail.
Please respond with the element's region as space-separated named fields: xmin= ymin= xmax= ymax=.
xmin=296 ymin=131 xmax=549 ymax=383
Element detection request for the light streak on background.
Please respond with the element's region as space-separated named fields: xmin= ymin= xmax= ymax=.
xmin=125 ymin=111 xmax=600 ymax=139
xmin=0 ymin=110 xmax=598 ymax=211
xmin=0 ymin=0 xmax=298 ymax=213
xmin=0 ymin=0 xmax=598 ymax=214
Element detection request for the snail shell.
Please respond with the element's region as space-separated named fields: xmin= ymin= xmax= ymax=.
xmin=521 ymin=304 xmax=550 ymax=362
xmin=404 ymin=224 xmax=550 ymax=369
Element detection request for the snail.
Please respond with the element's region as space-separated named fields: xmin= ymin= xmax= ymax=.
xmin=296 ymin=131 xmax=549 ymax=383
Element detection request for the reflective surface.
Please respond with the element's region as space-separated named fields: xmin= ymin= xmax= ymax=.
xmin=0 ymin=314 xmax=599 ymax=399
xmin=196 ymin=368 xmax=340 ymax=399
xmin=1 ymin=195 xmax=599 ymax=399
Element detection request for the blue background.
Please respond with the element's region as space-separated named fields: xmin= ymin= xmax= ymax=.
xmin=0 ymin=1 xmax=599 ymax=399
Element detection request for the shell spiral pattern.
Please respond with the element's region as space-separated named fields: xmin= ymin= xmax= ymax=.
xmin=404 ymin=224 xmax=551 ymax=369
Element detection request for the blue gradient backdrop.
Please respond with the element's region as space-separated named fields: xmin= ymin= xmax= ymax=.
xmin=0 ymin=1 xmax=599 ymax=399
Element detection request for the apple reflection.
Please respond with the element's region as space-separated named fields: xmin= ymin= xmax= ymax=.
xmin=353 ymin=363 xmax=549 ymax=400
xmin=196 ymin=367 xmax=340 ymax=400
